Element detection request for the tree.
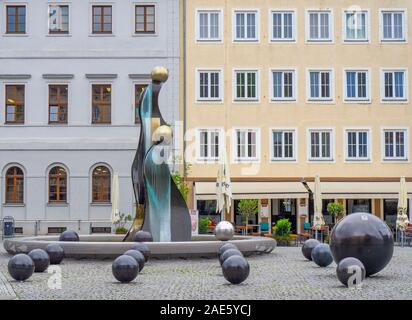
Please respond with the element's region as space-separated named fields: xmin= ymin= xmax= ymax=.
xmin=327 ymin=202 xmax=345 ymax=223
xmin=237 ymin=199 xmax=259 ymax=235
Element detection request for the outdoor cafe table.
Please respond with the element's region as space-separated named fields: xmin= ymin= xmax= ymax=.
xmin=310 ymin=226 xmax=329 ymax=242
xmin=236 ymin=225 xmax=260 ymax=235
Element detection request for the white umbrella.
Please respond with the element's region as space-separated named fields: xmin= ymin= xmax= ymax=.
xmin=111 ymin=173 xmax=120 ymax=225
xmin=396 ymin=177 xmax=409 ymax=246
xmin=216 ymin=150 xmax=232 ymax=221
xmin=313 ymin=175 xmax=325 ymax=234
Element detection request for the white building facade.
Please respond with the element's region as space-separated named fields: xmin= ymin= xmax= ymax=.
xmin=0 ymin=0 xmax=180 ymax=235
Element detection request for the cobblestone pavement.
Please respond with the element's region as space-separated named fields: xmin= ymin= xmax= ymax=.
xmin=1 ymin=242 xmax=412 ymax=300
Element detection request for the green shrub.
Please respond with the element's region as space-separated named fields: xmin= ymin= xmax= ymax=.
xmin=273 ymin=218 xmax=292 ymax=238
xmin=199 ymin=217 xmax=211 ymax=234
xmin=115 ymin=227 xmax=128 ymax=234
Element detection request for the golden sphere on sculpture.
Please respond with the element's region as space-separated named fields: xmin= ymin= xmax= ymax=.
xmin=151 ymin=67 xmax=169 ymax=83
xmin=152 ymin=125 xmax=173 ymax=144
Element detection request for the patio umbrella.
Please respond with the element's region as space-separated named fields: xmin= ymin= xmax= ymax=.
xmin=313 ymin=175 xmax=325 ymax=240
xmin=111 ymin=173 xmax=120 ymax=225
xmin=396 ymin=177 xmax=410 ymax=246
xmin=216 ymin=149 xmax=232 ymax=222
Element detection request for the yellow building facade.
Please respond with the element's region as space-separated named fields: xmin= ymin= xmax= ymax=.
xmin=181 ymin=0 xmax=412 ymax=234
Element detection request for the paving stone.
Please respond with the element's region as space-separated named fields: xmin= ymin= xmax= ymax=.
xmin=0 ymin=242 xmax=411 ymax=300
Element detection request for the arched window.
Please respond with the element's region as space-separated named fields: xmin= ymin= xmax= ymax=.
xmin=5 ymin=166 xmax=24 ymax=204
xmin=92 ymin=166 xmax=111 ymax=203
xmin=49 ymin=166 xmax=67 ymax=203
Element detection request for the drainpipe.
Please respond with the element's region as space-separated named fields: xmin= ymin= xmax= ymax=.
xmin=182 ymin=0 xmax=187 ymax=177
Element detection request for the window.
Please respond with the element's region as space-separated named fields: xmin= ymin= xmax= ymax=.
xmin=6 ymin=5 xmax=26 ymax=34
xmin=197 ymin=129 xmax=221 ymax=161
xmin=49 ymin=5 xmax=69 ymax=34
xmin=49 ymin=166 xmax=67 ymax=203
xmin=135 ymin=84 xmax=148 ymax=124
xmin=5 ymin=167 xmax=24 ymax=204
xmin=382 ymin=70 xmax=407 ymax=101
xmin=5 ymin=85 xmax=24 ymax=124
xmin=271 ymin=11 xmax=295 ymax=41
xmin=345 ymin=70 xmax=369 ymax=101
xmin=92 ymin=84 xmax=111 ymax=124
xmin=92 ymin=5 xmax=112 ymax=34
xmin=234 ymin=70 xmax=258 ymax=101
xmin=381 ymin=10 xmax=406 ymax=41
xmin=92 ymin=166 xmax=111 ymax=203
xmin=235 ymin=129 xmax=259 ymax=161
xmin=383 ymin=130 xmax=407 ymax=160
xmin=346 ymin=130 xmax=370 ymax=160
xmin=49 ymin=85 xmax=68 ymax=124
xmin=309 ymin=130 xmax=333 ymax=160
xmin=308 ymin=70 xmax=332 ymax=100
xmin=197 ymin=70 xmax=222 ymax=101
xmin=307 ymin=10 xmax=332 ymax=41
xmin=271 ymin=70 xmax=295 ymax=100
xmin=344 ymin=11 xmax=368 ymax=41
xmin=135 ymin=5 xmax=155 ymax=33
xmin=197 ymin=10 xmax=221 ymax=41
xmin=234 ymin=11 xmax=258 ymax=41
xmin=271 ymin=130 xmax=295 ymax=161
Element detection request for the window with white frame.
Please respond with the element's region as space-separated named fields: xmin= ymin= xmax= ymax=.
xmin=345 ymin=70 xmax=369 ymax=101
xmin=235 ymin=129 xmax=259 ymax=160
xmin=197 ymin=70 xmax=222 ymax=101
xmin=49 ymin=5 xmax=69 ymax=34
xmin=308 ymin=70 xmax=332 ymax=100
xmin=197 ymin=129 xmax=221 ymax=161
xmin=309 ymin=130 xmax=333 ymax=160
xmin=307 ymin=10 xmax=332 ymax=41
xmin=271 ymin=11 xmax=295 ymax=41
xmin=383 ymin=129 xmax=407 ymax=160
xmin=234 ymin=70 xmax=258 ymax=100
xmin=197 ymin=10 xmax=221 ymax=41
xmin=271 ymin=70 xmax=295 ymax=100
xmin=271 ymin=130 xmax=295 ymax=160
xmin=382 ymin=70 xmax=407 ymax=101
xmin=344 ymin=10 xmax=368 ymax=41
xmin=381 ymin=10 xmax=406 ymax=41
xmin=234 ymin=11 xmax=258 ymax=41
xmin=346 ymin=130 xmax=370 ymax=160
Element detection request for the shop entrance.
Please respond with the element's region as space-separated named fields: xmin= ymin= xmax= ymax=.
xmin=271 ymin=199 xmax=297 ymax=233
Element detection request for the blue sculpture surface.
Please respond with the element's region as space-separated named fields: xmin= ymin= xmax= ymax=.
xmin=8 ymin=254 xmax=35 ymax=281
xmin=112 ymin=255 xmax=139 ymax=283
xmin=124 ymin=67 xmax=191 ymax=242
xmin=59 ymin=230 xmax=79 ymax=242
xmin=336 ymin=257 xmax=366 ymax=287
xmin=46 ymin=244 xmax=65 ymax=265
xmin=330 ymin=212 xmax=394 ymax=276
xmin=131 ymin=243 xmax=151 ymax=262
xmin=302 ymin=239 xmax=320 ymax=261
xmin=219 ymin=248 xmax=243 ymax=266
xmin=311 ymin=244 xmax=333 ymax=267
xmin=124 ymin=250 xmax=145 ymax=272
xmin=222 ymin=255 xmax=250 ymax=285
xmin=28 ymin=249 xmax=50 ymax=272
xmin=218 ymin=243 xmax=238 ymax=259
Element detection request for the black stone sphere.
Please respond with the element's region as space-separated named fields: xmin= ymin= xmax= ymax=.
xmin=46 ymin=244 xmax=65 ymax=265
xmin=311 ymin=244 xmax=333 ymax=267
xmin=219 ymin=248 xmax=243 ymax=266
xmin=131 ymin=243 xmax=151 ymax=262
xmin=124 ymin=250 xmax=145 ymax=272
xmin=217 ymin=243 xmax=238 ymax=259
xmin=336 ymin=257 xmax=366 ymax=287
xmin=330 ymin=212 xmax=394 ymax=276
xmin=133 ymin=230 xmax=153 ymax=243
xmin=8 ymin=254 xmax=35 ymax=281
xmin=59 ymin=230 xmax=79 ymax=242
xmin=302 ymin=239 xmax=320 ymax=260
xmin=112 ymin=255 xmax=139 ymax=283
xmin=222 ymin=255 xmax=250 ymax=285
xmin=28 ymin=249 xmax=50 ymax=272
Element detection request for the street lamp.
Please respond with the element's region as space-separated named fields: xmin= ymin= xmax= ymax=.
xmin=301 ymin=179 xmax=314 ymax=225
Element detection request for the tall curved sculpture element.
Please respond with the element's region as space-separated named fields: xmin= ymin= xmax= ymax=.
xmin=124 ymin=67 xmax=191 ymax=242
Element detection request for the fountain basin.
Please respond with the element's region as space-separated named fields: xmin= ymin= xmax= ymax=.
xmin=3 ymin=235 xmax=276 ymax=260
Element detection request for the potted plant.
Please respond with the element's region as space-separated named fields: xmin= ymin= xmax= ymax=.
xmin=199 ymin=217 xmax=212 ymax=234
xmin=273 ymin=218 xmax=292 ymax=246
xmin=237 ymin=199 xmax=259 ymax=235
xmin=113 ymin=212 xmax=132 ymax=234
xmin=327 ymin=202 xmax=345 ymax=224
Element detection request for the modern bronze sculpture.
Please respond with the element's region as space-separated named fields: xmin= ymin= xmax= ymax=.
xmin=124 ymin=67 xmax=191 ymax=242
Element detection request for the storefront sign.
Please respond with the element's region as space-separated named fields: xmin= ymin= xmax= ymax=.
xmin=190 ymin=210 xmax=199 ymax=236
